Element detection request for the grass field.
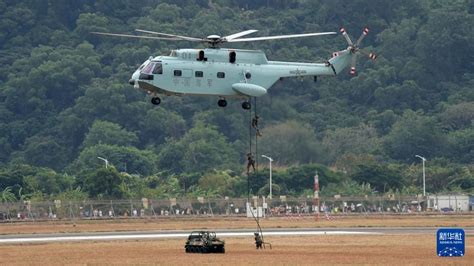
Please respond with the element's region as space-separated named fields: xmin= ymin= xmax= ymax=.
xmin=0 ymin=235 xmax=472 ymax=265
xmin=0 ymin=215 xmax=472 ymax=265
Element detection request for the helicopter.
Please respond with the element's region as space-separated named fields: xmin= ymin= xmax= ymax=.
xmin=92 ymin=27 xmax=376 ymax=109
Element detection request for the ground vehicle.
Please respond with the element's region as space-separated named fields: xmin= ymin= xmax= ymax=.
xmin=185 ymin=231 xmax=225 ymax=253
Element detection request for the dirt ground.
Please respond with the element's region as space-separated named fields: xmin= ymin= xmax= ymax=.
xmin=0 ymin=235 xmax=472 ymax=265
xmin=1 ymin=214 xmax=473 ymax=235
xmin=0 ymin=215 xmax=472 ymax=265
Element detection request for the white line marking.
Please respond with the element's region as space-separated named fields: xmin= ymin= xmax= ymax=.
xmin=0 ymin=231 xmax=382 ymax=244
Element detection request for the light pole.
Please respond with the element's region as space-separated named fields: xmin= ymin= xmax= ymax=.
xmin=261 ymin=155 xmax=273 ymax=199
xmin=415 ymin=155 xmax=426 ymax=197
xmin=97 ymin=156 xmax=109 ymax=169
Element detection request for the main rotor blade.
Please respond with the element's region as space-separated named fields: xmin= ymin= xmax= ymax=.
xmin=223 ymin=30 xmax=258 ymax=41
xmin=91 ymin=32 xmax=181 ymax=41
xmin=134 ymin=29 xmax=204 ymax=42
xmin=228 ymin=31 xmax=336 ymax=42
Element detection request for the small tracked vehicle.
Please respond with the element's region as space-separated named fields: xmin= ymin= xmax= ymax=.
xmin=185 ymin=231 xmax=225 ymax=253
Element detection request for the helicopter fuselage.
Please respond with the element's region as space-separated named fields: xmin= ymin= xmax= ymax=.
xmin=131 ymin=47 xmax=351 ymax=99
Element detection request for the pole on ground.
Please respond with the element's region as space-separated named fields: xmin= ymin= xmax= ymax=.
xmin=314 ymin=172 xmax=320 ymax=220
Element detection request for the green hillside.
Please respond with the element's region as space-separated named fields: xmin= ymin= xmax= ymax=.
xmin=0 ymin=0 xmax=472 ymax=200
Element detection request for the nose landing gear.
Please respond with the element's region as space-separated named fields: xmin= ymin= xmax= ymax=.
xmin=151 ymin=97 xmax=161 ymax=105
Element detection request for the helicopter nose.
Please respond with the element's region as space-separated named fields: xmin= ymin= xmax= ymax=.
xmin=130 ymin=70 xmax=140 ymax=86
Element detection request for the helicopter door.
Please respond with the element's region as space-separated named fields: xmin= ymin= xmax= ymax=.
xmin=182 ymin=69 xmax=192 ymax=78
xmin=181 ymin=69 xmax=192 ymax=88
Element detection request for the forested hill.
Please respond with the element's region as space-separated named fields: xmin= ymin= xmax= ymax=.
xmin=0 ymin=0 xmax=472 ymax=200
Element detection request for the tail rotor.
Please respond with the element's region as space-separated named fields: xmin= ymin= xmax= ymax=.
xmin=339 ymin=27 xmax=377 ymax=75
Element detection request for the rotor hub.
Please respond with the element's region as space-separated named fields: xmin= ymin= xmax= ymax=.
xmin=206 ymin=35 xmax=221 ymax=41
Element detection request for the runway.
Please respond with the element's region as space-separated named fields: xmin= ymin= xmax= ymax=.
xmin=2 ymin=227 xmax=472 ymax=244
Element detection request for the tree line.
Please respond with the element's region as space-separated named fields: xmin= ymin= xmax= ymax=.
xmin=0 ymin=0 xmax=472 ymax=202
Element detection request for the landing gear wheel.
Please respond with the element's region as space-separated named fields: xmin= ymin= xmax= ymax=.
xmin=151 ymin=97 xmax=161 ymax=105
xmin=218 ymin=99 xmax=227 ymax=107
xmin=242 ymin=101 xmax=251 ymax=110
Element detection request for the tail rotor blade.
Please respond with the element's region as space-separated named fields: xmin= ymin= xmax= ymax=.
xmin=355 ymin=27 xmax=369 ymax=47
xmin=359 ymin=49 xmax=378 ymax=61
xmin=350 ymin=53 xmax=357 ymax=75
xmin=340 ymin=28 xmax=353 ymax=46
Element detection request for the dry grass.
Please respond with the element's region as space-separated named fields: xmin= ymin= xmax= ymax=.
xmin=0 ymin=235 xmax=472 ymax=265
xmin=1 ymin=214 xmax=473 ymax=235
xmin=1 ymin=216 xmax=472 ymax=265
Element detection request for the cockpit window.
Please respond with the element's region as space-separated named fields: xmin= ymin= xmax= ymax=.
xmin=152 ymin=63 xmax=163 ymax=74
xmin=141 ymin=62 xmax=155 ymax=74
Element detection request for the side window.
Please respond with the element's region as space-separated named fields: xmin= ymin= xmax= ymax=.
xmin=229 ymin=51 xmax=236 ymax=63
xmin=217 ymin=72 xmax=225 ymax=78
xmin=195 ymin=71 xmax=203 ymax=78
xmin=152 ymin=63 xmax=163 ymax=74
xmin=174 ymin=70 xmax=182 ymax=77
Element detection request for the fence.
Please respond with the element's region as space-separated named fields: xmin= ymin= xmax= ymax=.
xmin=0 ymin=195 xmax=470 ymax=221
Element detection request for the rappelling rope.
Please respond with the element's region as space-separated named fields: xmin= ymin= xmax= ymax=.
xmin=254 ymin=97 xmax=258 ymax=176
xmin=248 ymin=98 xmax=252 ymax=203
xmin=247 ymin=97 xmax=269 ymax=248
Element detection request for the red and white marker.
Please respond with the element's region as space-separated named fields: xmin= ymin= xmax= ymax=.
xmin=363 ymin=27 xmax=369 ymax=35
xmin=350 ymin=67 xmax=356 ymax=75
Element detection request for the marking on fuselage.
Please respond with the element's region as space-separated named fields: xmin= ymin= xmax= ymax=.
xmin=184 ymin=78 xmax=190 ymax=87
xmin=289 ymin=69 xmax=307 ymax=75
